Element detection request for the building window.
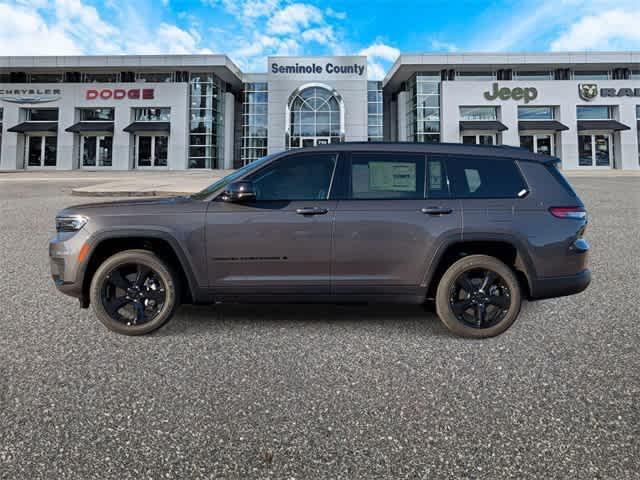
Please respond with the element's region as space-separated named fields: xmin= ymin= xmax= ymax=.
xmin=135 ymin=72 xmax=174 ymax=83
xmin=288 ymin=85 xmax=342 ymax=149
xmin=631 ymin=71 xmax=640 ymax=80
xmin=573 ymin=70 xmax=610 ymax=80
xmin=636 ymin=106 xmax=640 ymax=166
xmin=518 ymin=106 xmax=556 ymax=119
xmin=28 ymin=73 xmax=64 ymax=83
xmin=83 ymin=72 xmax=120 ymax=83
xmin=455 ymin=71 xmax=497 ymax=81
xmin=134 ymin=107 xmax=171 ymax=122
xmin=406 ymin=73 xmax=440 ymax=143
xmin=189 ymin=72 xmax=225 ymax=169
xmin=241 ymin=82 xmax=268 ymax=165
xmin=367 ymin=81 xmax=383 ymax=142
xmin=80 ymin=108 xmax=115 ymax=121
xmin=514 ymin=71 xmax=554 ymax=80
xmin=460 ymin=106 xmax=498 ymax=121
xmin=27 ymin=108 xmax=59 ymax=121
xmin=576 ymin=106 xmax=612 ymax=120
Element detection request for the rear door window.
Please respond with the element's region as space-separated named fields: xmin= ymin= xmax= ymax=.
xmin=347 ymin=152 xmax=425 ymax=200
xmin=443 ymin=155 xmax=527 ymax=199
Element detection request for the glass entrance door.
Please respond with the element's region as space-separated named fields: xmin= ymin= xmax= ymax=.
xmin=26 ymin=135 xmax=57 ymax=168
xmin=81 ymin=135 xmax=113 ymax=168
xmin=462 ymin=134 xmax=496 ymax=145
xmin=579 ymin=134 xmax=612 ymax=167
xmin=520 ymin=133 xmax=554 ymax=155
xmin=136 ymin=135 xmax=168 ymax=168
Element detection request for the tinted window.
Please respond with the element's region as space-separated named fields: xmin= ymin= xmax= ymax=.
xmin=444 ymin=156 xmax=526 ymax=199
xmin=348 ymin=153 xmax=425 ymax=199
xmin=427 ymin=158 xmax=450 ymax=198
xmin=248 ymin=153 xmax=336 ymax=201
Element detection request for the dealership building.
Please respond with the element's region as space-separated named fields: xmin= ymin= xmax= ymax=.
xmin=1 ymin=51 xmax=639 ymax=172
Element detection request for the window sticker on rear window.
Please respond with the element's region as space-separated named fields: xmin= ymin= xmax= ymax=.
xmin=369 ymin=162 xmax=416 ymax=192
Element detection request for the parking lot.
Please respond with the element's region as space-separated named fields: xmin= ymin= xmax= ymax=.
xmin=0 ymin=176 xmax=638 ymax=479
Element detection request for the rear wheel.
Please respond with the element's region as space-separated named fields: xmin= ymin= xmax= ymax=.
xmin=435 ymin=255 xmax=521 ymax=338
xmin=89 ymin=249 xmax=179 ymax=335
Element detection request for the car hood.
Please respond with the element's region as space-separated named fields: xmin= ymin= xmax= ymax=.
xmin=58 ymin=196 xmax=203 ymax=217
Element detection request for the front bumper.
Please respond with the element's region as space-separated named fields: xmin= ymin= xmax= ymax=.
xmin=49 ymin=229 xmax=90 ymax=300
xmin=529 ymin=269 xmax=591 ymax=300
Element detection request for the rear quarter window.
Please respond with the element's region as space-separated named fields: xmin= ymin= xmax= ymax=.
xmin=544 ymin=164 xmax=578 ymax=198
xmin=440 ymin=155 xmax=527 ymax=199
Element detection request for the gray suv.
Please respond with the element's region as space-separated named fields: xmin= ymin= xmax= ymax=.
xmin=50 ymin=143 xmax=590 ymax=338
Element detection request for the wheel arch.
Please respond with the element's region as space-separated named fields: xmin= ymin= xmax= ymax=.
xmin=423 ymin=235 xmax=536 ymax=300
xmin=79 ymin=229 xmax=200 ymax=307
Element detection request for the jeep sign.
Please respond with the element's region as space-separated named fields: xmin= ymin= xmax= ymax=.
xmin=483 ymin=83 xmax=538 ymax=103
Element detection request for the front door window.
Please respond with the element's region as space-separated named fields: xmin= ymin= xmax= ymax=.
xmin=136 ymin=135 xmax=168 ymax=168
xmin=81 ymin=135 xmax=113 ymax=167
xmin=27 ymin=135 xmax=57 ymax=167
xmin=579 ymin=134 xmax=612 ymax=167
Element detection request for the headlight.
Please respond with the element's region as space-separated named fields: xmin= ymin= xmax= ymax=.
xmin=56 ymin=215 xmax=88 ymax=233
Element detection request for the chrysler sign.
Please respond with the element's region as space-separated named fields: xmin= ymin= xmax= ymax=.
xmin=86 ymin=88 xmax=155 ymax=100
xmin=0 ymin=88 xmax=62 ymax=104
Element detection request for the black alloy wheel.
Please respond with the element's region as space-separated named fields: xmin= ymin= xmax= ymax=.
xmin=449 ymin=268 xmax=511 ymax=329
xmin=101 ymin=263 xmax=167 ymax=326
xmin=435 ymin=255 xmax=522 ymax=338
xmin=90 ymin=250 xmax=178 ymax=335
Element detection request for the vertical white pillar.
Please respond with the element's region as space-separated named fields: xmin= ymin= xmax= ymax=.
xmin=223 ymin=92 xmax=235 ymax=169
xmin=396 ymin=91 xmax=407 ymax=141
xmin=558 ymin=103 xmax=579 ymax=169
xmin=619 ymin=104 xmax=639 ymax=170
xmin=0 ymin=104 xmax=20 ymax=170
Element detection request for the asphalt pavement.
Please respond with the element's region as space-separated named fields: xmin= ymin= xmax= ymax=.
xmin=0 ymin=177 xmax=638 ymax=479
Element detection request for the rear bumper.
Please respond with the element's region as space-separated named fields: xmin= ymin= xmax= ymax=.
xmin=529 ymin=269 xmax=591 ymax=300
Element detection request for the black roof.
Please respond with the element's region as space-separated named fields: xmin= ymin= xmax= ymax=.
xmin=303 ymin=142 xmax=558 ymax=164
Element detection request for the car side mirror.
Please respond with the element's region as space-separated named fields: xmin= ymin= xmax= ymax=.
xmin=221 ymin=181 xmax=256 ymax=203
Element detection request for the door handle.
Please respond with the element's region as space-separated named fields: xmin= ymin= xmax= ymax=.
xmin=295 ymin=207 xmax=329 ymax=216
xmin=421 ymin=207 xmax=453 ymax=215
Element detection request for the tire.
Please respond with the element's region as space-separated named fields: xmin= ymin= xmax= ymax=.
xmin=435 ymin=255 xmax=522 ymax=338
xmin=89 ymin=249 xmax=179 ymax=335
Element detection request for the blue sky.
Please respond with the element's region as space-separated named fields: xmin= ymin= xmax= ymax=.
xmin=1 ymin=0 xmax=640 ymax=78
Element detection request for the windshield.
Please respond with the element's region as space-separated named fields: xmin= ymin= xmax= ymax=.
xmin=190 ymin=154 xmax=277 ymax=200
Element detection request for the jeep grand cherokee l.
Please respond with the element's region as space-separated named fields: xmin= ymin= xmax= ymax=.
xmin=50 ymin=143 xmax=590 ymax=338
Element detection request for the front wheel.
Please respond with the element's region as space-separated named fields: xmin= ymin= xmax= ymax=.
xmin=89 ymin=249 xmax=179 ymax=335
xmin=435 ymin=255 xmax=522 ymax=338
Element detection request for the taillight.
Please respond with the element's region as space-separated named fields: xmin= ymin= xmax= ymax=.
xmin=549 ymin=206 xmax=587 ymax=220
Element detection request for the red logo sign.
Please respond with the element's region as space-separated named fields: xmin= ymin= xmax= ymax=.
xmin=86 ymin=88 xmax=155 ymax=100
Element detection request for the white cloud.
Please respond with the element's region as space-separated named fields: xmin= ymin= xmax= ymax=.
xmin=358 ymin=42 xmax=400 ymax=62
xmin=551 ymin=9 xmax=640 ymax=50
xmin=301 ymin=26 xmax=335 ymax=45
xmin=430 ymin=40 xmax=458 ymax=52
xmin=0 ymin=3 xmax=82 ymax=55
xmin=267 ymin=3 xmax=323 ymax=35
xmin=358 ymin=41 xmax=400 ymax=79
xmin=325 ymin=7 xmax=346 ymax=20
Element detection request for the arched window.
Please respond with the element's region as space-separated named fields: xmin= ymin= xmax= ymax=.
xmin=287 ymin=85 xmax=343 ymax=148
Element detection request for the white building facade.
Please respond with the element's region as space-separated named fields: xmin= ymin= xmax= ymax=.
xmin=1 ymin=52 xmax=639 ymax=172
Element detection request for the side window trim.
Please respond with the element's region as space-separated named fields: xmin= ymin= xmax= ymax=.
xmin=343 ymin=151 xmax=427 ymax=201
